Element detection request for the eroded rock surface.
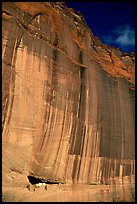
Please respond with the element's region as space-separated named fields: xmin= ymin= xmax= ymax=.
xmin=2 ymin=2 xmax=135 ymax=193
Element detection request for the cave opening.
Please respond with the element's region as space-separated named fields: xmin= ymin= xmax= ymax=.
xmin=27 ymin=175 xmax=60 ymax=185
xmin=27 ymin=176 xmax=43 ymax=185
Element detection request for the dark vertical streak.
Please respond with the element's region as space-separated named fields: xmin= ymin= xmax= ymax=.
xmin=68 ymin=118 xmax=76 ymax=155
xmin=2 ymin=23 xmax=23 ymax=136
xmin=53 ymin=110 xmax=66 ymax=173
xmin=73 ymin=67 xmax=86 ymax=155
xmin=77 ymin=125 xmax=86 ymax=180
xmin=79 ymin=50 xmax=83 ymax=64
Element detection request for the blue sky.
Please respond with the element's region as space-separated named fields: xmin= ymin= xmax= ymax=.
xmin=66 ymin=2 xmax=135 ymax=53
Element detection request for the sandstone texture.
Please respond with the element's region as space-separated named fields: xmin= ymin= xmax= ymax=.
xmin=2 ymin=2 xmax=135 ymax=201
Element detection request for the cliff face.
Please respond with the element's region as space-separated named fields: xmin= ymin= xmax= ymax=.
xmin=2 ymin=2 xmax=135 ymax=187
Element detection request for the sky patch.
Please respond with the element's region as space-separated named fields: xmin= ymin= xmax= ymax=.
xmin=103 ymin=25 xmax=135 ymax=52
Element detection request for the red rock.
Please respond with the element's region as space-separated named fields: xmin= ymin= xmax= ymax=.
xmin=2 ymin=2 xmax=135 ymax=193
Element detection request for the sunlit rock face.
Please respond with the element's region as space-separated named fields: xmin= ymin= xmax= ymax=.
xmin=2 ymin=2 xmax=135 ymax=186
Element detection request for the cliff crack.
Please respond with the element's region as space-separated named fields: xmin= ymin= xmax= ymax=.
xmin=107 ymin=50 xmax=114 ymax=65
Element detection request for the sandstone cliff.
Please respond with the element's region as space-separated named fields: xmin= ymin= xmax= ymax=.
xmin=2 ymin=2 xmax=135 ymax=189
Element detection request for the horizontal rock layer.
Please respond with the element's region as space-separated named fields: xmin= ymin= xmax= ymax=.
xmin=2 ymin=2 xmax=135 ymax=186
